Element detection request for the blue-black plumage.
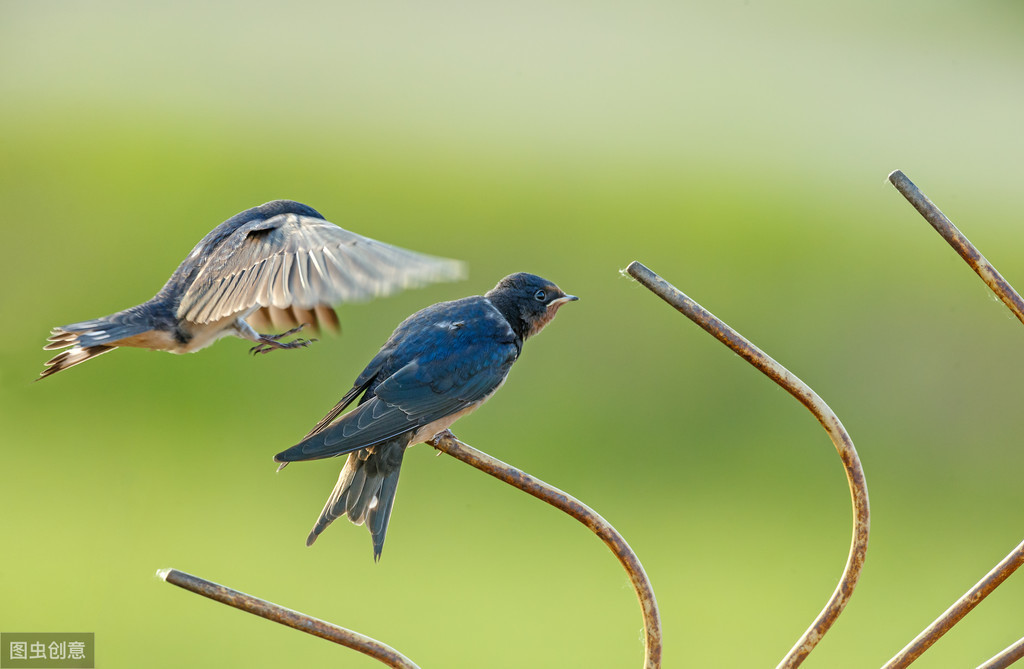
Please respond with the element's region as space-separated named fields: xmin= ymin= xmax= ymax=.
xmin=275 ymin=272 xmax=578 ymax=560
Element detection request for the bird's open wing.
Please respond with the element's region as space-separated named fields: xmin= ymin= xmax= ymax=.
xmin=275 ymin=337 xmax=518 ymax=462
xmin=177 ymin=212 xmax=465 ymax=331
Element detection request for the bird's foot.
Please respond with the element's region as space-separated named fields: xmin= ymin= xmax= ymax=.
xmin=250 ymin=337 xmax=317 ymax=354
xmin=250 ymin=324 xmax=318 ymax=355
xmin=265 ymin=324 xmax=310 ymax=341
xmin=428 ymin=429 xmax=458 ymax=448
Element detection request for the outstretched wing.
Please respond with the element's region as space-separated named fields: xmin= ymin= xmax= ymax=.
xmin=177 ymin=212 xmax=465 ymax=331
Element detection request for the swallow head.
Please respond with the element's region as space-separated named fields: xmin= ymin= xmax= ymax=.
xmin=486 ymin=272 xmax=578 ymax=340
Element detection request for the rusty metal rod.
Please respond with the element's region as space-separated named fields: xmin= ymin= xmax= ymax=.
xmin=887 ymin=169 xmax=1024 ymax=325
xmin=977 ymin=635 xmax=1024 ymax=669
xmin=882 ymin=169 xmax=1024 ymax=668
xmin=624 ymin=261 xmax=869 ymax=669
xmin=429 ymin=430 xmax=663 ymax=669
xmin=881 ymin=538 xmax=1024 ymax=668
xmin=157 ymin=568 xmax=419 ymax=669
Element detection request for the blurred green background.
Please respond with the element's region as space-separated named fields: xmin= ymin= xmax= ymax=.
xmin=3 ymin=1 xmax=1024 ymax=667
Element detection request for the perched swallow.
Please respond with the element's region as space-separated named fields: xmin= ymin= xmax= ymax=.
xmin=274 ymin=272 xmax=577 ymax=559
xmin=39 ymin=200 xmax=464 ymax=379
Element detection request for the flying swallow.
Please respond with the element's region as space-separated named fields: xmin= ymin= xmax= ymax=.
xmin=274 ymin=272 xmax=578 ymax=559
xmin=39 ymin=200 xmax=464 ymax=379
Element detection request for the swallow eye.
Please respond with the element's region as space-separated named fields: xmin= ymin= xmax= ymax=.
xmin=534 ymin=289 xmax=546 ymax=302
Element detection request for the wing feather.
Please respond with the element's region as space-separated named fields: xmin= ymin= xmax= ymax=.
xmin=177 ymin=212 xmax=465 ymax=331
xmin=291 ymin=306 xmax=317 ymax=329
xmin=268 ymin=305 xmax=296 ymax=331
xmin=251 ymin=255 xmax=279 ymax=305
xmin=314 ymin=305 xmax=341 ymax=334
xmin=247 ymin=307 xmax=272 ymax=331
xmin=277 ymin=340 xmax=518 ymax=462
xmin=273 ymin=253 xmax=293 ymax=307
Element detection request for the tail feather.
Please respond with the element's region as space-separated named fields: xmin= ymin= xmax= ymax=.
xmin=343 ymin=456 xmax=371 ymax=521
xmin=44 ymin=329 xmax=82 ymax=351
xmin=39 ymin=312 xmax=156 ymax=379
xmin=305 ymin=440 xmax=407 ymax=560
xmin=52 ymin=314 xmax=155 ymax=348
xmin=38 ymin=340 xmax=117 ymax=380
xmin=368 ymin=468 xmax=402 ymax=552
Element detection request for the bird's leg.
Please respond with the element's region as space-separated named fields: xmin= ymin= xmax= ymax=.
xmin=260 ymin=324 xmax=308 ymax=342
xmin=243 ymin=322 xmax=319 ymax=355
xmin=428 ymin=429 xmax=459 ymax=455
xmin=250 ymin=337 xmax=317 ymax=354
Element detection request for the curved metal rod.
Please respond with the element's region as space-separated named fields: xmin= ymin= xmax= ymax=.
xmin=429 ymin=430 xmax=663 ymax=669
xmin=882 ymin=538 xmax=1024 ymax=668
xmin=882 ymin=169 xmax=1024 ymax=668
xmin=978 ymin=634 xmax=1024 ymax=669
xmin=888 ymin=169 xmax=1024 ymax=324
xmin=624 ymin=261 xmax=869 ymax=669
xmin=158 ymin=568 xmax=419 ymax=668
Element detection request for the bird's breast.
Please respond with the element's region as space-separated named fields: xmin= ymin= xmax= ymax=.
xmin=410 ymin=404 xmax=481 ymax=444
xmin=169 ymin=315 xmax=242 ymax=353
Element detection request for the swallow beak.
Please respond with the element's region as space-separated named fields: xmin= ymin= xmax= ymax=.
xmin=529 ymin=292 xmax=578 ymax=337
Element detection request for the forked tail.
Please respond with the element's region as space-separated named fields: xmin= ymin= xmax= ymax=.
xmin=39 ymin=311 xmax=155 ymax=379
xmin=305 ymin=439 xmax=407 ymax=561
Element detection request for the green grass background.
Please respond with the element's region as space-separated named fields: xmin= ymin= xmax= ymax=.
xmin=3 ymin=2 xmax=1024 ymax=667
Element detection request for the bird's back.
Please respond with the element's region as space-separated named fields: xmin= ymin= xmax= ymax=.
xmin=155 ymin=200 xmax=325 ymax=309
xmin=358 ymin=295 xmax=519 ymax=394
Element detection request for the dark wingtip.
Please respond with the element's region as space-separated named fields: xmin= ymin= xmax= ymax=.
xmin=274 ymin=445 xmax=298 ymax=463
